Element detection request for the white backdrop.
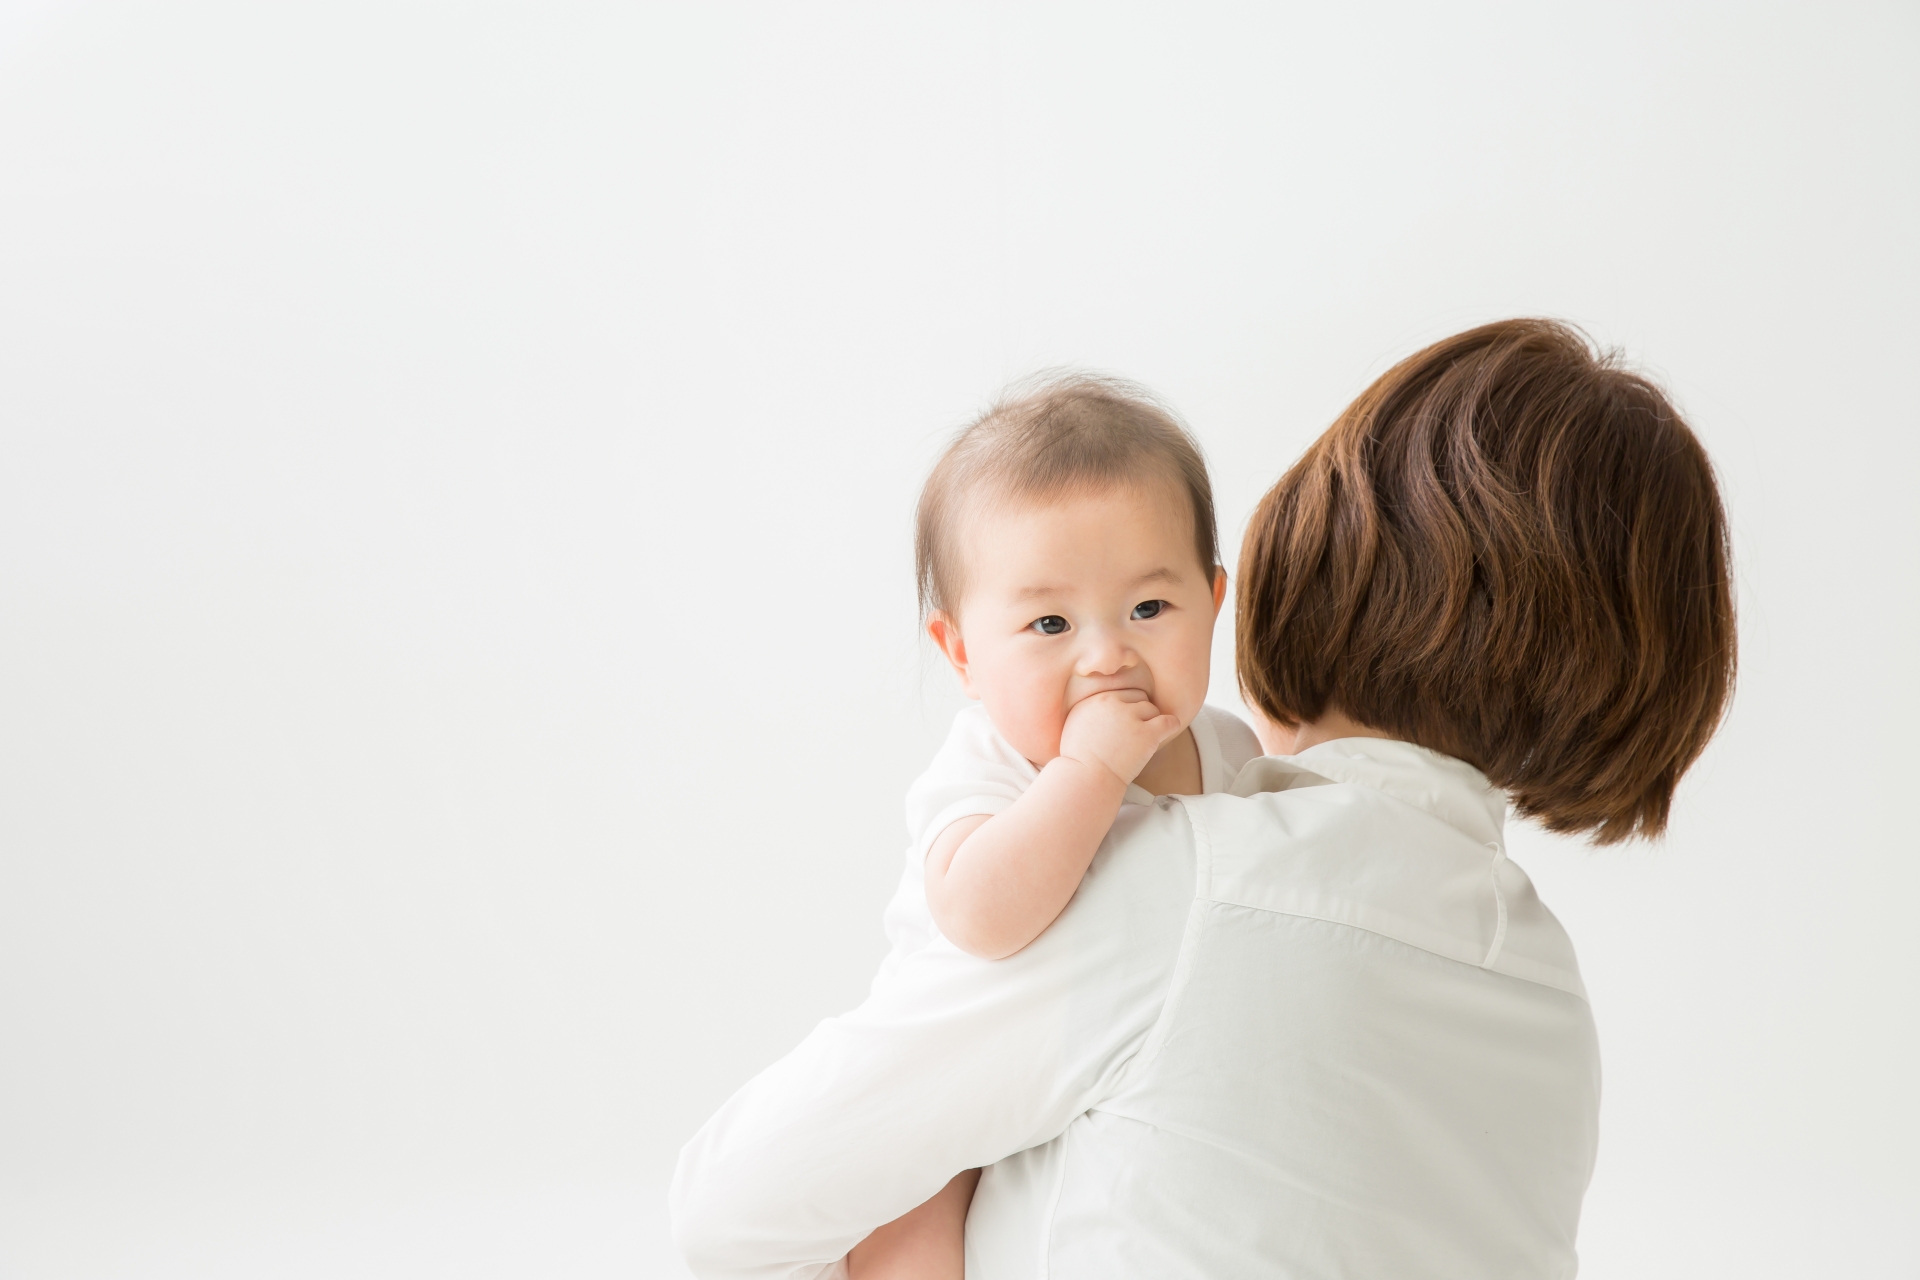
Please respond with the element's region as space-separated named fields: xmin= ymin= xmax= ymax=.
xmin=1 ymin=3 xmax=1915 ymax=1277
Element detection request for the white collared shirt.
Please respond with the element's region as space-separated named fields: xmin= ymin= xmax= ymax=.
xmin=672 ymin=739 xmax=1601 ymax=1280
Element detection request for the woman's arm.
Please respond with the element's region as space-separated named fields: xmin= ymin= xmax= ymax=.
xmin=669 ymin=800 xmax=1197 ymax=1280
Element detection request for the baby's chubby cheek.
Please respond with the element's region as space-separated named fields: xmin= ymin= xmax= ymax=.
xmin=1151 ymin=653 xmax=1211 ymax=726
xmin=975 ymin=682 xmax=1072 ymax=768
xmin=1000 ymin=700 xmax=1072 ymax=768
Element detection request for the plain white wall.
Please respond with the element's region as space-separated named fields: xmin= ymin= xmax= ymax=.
xmin=1 ymin=3 xmax=1915 ymax=1276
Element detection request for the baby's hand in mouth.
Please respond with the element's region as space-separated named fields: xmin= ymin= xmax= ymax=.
xmin=1059 ymin=689 xmax=1183 ymax=786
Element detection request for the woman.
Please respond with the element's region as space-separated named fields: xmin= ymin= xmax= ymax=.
xmin=672 ymin=318 xmax=1736 ymax=1279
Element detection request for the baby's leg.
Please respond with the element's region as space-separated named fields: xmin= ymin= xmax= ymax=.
xmin=845 ymin=1168 xmax=980 ymax=1280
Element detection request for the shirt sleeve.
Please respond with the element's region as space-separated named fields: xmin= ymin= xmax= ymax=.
xmin=669 ymin=799 xmax=1199 ymax=1280
xmin=871 ymin=707 xmax=1040 ymax=988
xmin=903 ymin=704 xmax=1037 ymax=855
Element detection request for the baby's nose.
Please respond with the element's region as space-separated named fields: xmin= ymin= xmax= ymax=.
xmin=1076 ymin=633 xmax=1138 ymax=677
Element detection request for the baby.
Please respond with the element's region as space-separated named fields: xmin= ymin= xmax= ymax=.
xmin=849 ymin=376 xmax=1261 ymax=1279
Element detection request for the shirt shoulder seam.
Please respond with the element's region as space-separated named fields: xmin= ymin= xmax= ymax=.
xmin=1196 ymin=892 xmax=1591 ymax=1002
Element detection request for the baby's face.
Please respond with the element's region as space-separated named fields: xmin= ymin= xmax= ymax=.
xmin=930 ymin=480 xmax=1225 ymax=768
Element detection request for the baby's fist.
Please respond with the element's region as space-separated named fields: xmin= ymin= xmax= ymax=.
xmin=1059 ymin=689 xmax=1183 ymax=786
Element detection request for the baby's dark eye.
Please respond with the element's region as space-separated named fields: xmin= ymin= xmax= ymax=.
xmin=1030 ymin=615 xmax=1069 ymax=635
xmin=1131 ymin=599 xmax=1167 ymax=620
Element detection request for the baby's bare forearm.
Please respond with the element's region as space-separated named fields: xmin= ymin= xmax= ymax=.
xmin=924 ymin=757 xmax=1127 ymax=959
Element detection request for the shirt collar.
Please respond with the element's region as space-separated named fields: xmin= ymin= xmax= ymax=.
xmin=1233 ymin=737 xmax=1508 ymax=849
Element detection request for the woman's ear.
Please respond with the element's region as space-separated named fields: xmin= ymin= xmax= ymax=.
xmin=926 ymin=611 xmax=974 ymax=695
xmin=1211 ymin=566 xmax=1228 ymax=616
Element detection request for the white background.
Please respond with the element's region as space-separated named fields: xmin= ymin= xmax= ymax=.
xmin=1 ymin=3 xmax=1915 ymax=1277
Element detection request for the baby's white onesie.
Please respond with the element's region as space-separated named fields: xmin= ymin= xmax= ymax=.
xmin=871 ymin=703 xmax=1262 ymax=989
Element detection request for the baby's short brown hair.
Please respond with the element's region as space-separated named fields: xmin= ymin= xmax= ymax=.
xmin=916 ymin=374 xmax=1218 ymax=616
xmin=1238 ymin=318 xmax=1736 ymax=843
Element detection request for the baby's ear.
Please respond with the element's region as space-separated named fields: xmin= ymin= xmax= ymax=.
xmin=1211 ymin=566 xmax=1228 ymax=613
xmin=925 ymin=611 xmax=972 ymax=691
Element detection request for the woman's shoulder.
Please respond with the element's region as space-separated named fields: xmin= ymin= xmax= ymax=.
xmin=1181 ymin=747 xmax=1586 ymax=1001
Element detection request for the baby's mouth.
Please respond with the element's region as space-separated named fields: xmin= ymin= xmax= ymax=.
xmin=1072 ymin=681 xmax=1155 ymax=702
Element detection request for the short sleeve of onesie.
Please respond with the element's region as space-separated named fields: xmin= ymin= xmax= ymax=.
xmin=869 ymin=702 xmax=1264 ymax=991
xmin=1191 ymin=701 xmax=1263 ymax=791
xmin=871 ymin=706 xmax=1036 ymax=987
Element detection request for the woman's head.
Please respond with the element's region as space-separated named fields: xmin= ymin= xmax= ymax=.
xmin=1237 ymin=318 xmax=1736 ymax=843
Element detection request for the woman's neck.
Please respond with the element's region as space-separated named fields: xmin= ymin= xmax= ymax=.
xmin=1253 ymin=707 xmax=1390 ymax=757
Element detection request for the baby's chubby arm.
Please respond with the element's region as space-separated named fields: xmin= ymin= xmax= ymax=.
xmin=845 ymin=1168 xmax=979 ymax=1280
xmin=924 ymin=690 xmax=1181 ymax=960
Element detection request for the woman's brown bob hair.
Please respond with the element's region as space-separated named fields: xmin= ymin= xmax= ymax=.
xmin=1238 ymin=318 xmax=1735 ymax=843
